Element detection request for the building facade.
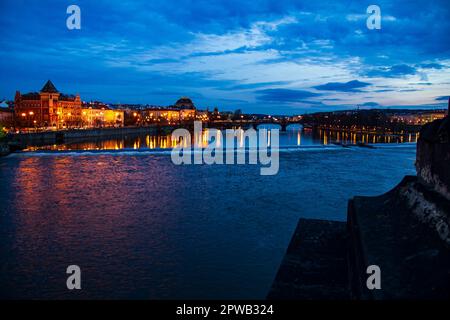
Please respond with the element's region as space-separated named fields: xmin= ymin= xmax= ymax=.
xmin=139 ymin=98 xmax=198 ymax=124
xmin=389 ymin=110 xmax=446 ymax=125
xmin=141 ymin=107 xmax=181 ymax=124
xmin=0 ymin=101 xmax=13 ymax=128
xmin=175 ymin=97 xmax=196 ymax=120
xmin=14 ymin=80 xmax=82 ymax=128
xmin=81 ymin=104 xmax=124 ymax=127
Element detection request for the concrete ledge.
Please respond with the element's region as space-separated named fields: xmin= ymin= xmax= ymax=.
xmin=348 ymin=176 xmax=450 ymax=299
xmin=267 ymin=218 xmax=349 ymax=300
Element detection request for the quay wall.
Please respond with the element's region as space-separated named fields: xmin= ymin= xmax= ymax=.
xmin=0 ymin=141 xmax=9 ymax=156
xmin=8 ymin=126 xmax=160 ymax=148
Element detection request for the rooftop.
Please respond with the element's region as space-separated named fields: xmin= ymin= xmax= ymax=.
xmin=40 ymin=80 xmax=59 ymax=93
xmin=175 ymin=97 xmax=195 ymax=109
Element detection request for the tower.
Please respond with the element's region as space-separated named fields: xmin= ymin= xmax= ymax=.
xmin=39 ymin=80 xmax=60 ymax=126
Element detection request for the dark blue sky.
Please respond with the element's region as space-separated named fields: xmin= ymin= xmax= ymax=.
xmin=0 ymin=0 xmax=449 ymax=114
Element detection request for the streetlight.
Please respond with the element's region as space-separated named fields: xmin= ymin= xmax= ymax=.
xmin=18 ymin=113 xmax=26 ymax=131
xmin=26 ymin=111 xmax=35 ymax=129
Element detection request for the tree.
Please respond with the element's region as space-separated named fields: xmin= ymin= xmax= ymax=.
xmin=0 ymin=125 xmax=6 ymax=140
xmin=94 ymin=118 xmax=103 ymax=127
xmin=233 ymin=109 xmax=242 ymax=120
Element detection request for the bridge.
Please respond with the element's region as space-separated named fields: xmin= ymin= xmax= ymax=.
xmin=204 ymin=118 xmax=304 ymax=131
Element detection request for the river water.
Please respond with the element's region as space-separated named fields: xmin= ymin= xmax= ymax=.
xmin=0 ymin=128 xmax=417 ymax=299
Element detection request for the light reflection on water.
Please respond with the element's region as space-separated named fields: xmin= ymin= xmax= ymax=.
xmin=24 ymin=127 xmax=418 ymax=152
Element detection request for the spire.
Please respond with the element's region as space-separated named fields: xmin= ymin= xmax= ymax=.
xmin=447 ymin=97 xmax=449 ymax=115
xmin=40 ymin=80 xmax=59 ymax=93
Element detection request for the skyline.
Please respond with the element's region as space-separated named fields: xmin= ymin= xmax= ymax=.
xmin=1 ymin=0 xmax=449 ymax=114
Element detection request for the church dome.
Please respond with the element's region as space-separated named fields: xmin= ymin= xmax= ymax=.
xmin=175 ymin=97 xmax=195 ymax=109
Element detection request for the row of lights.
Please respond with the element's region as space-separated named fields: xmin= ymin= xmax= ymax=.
xmin=20 ymin=111 xmax=37 ymax=125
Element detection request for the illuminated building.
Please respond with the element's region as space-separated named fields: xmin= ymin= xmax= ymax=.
xmin=389 ymin=111 xmax=446 ymax=125
xmin=142 ymin=107 xmax=181 ymax=123
xmin=81 ymin=104 xmax=124 ymax=127
xmin=14 ymin=80 xmax=82 ymax=128
xmin=175 ymin=97 xmax=196 ymax=120
xmin=196 ymin=110 xmax=210 ymax=121
xmin=0 ymin=101 xmax=13 ymax=128
xmin=140 ymin=98 xmax=198 ymax=124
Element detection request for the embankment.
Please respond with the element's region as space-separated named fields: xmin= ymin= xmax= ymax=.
xmin=0 ymin=140 xmax=9 ymax=156
xmin=8 ymin=126 xmax=160 ymax=149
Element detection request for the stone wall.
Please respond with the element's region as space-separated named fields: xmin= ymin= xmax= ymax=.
xmin=416 ymin=99 xmax=450 ymax=200
xmin=0 ymin=141 xmax=9 ymax=156
xmin=8 ymin=125 xmax=159 ymax=148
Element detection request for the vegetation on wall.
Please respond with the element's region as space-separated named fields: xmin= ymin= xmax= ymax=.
xmin=0 ymin=125 xmax=6 ymax=140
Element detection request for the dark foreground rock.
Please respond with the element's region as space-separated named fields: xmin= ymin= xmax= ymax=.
xmin=268 ymin=219 xmax=348 ymax=299
xmin=348 ymin=176 xmax=450 ymax=299
xmin=416 ymin=112 xmax=450 ymax=200
xmin=269 ymin=101 xmax=450 ymax=300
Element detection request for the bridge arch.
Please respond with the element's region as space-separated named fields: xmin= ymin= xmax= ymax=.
xmin=285 ymin=123 xmax=303 ymax=131
xmin=255 ymin=122 xmax=303 ymax=131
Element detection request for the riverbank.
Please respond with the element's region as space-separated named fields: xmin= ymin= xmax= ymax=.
xmin=7 ymin=125 xmax=163 ymax=149
xmin=316 ymin=125 xmax=421 ymax=136
xmin=0 ymin=140 xmax=9 ymax=157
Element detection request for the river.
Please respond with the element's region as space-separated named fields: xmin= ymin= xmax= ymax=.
xmin=0 ymin=128 xmax=417 ymax=299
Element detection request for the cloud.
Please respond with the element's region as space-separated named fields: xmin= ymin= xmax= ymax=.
xmin=399 ymin=89 xmax=419 ymax=92
xmin=418 ymin=63 xmax=445 ymax=69
xmin=367 ymin=64 xmax=417 ymax=78
xmin=366 ymin=64 xmax=418 ymax=78
xmin=361 ymin=102 xmax=380 ymax=107
xmin=345 ymin=13 xmax=396 ymax=22
xmin=226 ymin=81 xmax=291 ymax=90
xmin=313 ymin=80 xmax=371 ymax=92
xmin=374 ymin=89 xmax=394 ymax=93
xmin=255 ymin=89 xmax=320 ymax=102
